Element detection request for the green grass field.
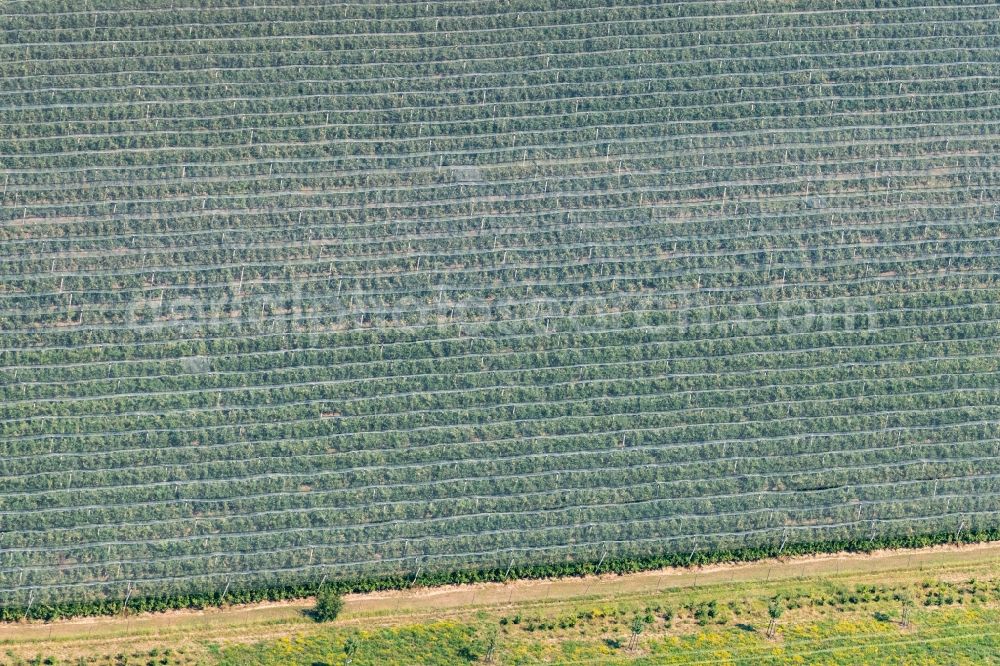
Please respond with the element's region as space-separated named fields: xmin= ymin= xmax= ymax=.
xmin=217 ymin=610 xmax=1000 ymax=666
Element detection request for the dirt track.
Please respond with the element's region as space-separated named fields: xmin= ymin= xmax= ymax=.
xmin=4 ymin=541 xmax=1000 ymax=659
